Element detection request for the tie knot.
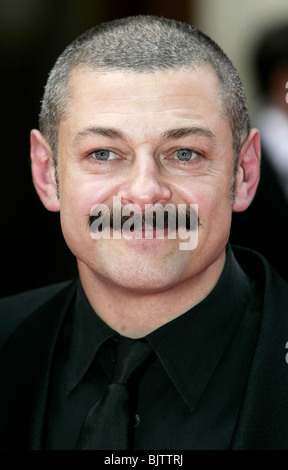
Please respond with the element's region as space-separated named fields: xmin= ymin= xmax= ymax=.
xmin=111 ymin=338 xmax=153 ymax=385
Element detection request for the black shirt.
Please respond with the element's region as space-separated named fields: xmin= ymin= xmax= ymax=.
xmin=45 ymin=246 xmax=261 ymax=450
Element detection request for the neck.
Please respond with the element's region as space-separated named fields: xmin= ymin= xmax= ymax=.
xmin=77 ymin=252 xmax=226 ymax=338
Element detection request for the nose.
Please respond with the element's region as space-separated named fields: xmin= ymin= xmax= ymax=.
xmin=117 ymin=155 xmax=172 ymax=210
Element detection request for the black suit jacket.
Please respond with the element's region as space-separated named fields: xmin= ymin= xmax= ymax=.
xmin=0 ymin=246 xmax=288 ymax=450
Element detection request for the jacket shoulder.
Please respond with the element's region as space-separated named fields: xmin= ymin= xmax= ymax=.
xmin=0 ymin=280 xmax=75 ymax=350
xmin=233 ymin=244 xmax=288 ymax=319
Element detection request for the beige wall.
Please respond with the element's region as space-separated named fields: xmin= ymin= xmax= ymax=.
xmin=192 ymin=0 xmax=288 ymax=119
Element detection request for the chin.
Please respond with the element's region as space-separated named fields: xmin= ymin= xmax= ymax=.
xmin=101 ymin=259 xmax=188 ymax=294
xmin=110 ymin=276 xmax=177 ymax=294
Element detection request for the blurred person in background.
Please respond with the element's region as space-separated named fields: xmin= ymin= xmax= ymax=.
xmin=231 ymin=22 xmax=288 ymax=281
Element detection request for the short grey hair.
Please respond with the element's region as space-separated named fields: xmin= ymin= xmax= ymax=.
xmin=39 ymin=15 xmax=251 ymax=168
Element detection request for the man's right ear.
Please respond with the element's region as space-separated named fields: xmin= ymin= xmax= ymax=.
xmin=30 ymin=129 xmax=60 ymax=212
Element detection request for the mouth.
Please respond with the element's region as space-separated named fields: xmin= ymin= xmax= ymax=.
xmin=89 ymin=202 xmax=200 ymax=250
xmin=89 ymin=207 xmax=198 ymax=236
xmin=120 ymin=224 xmax=170 ymax=240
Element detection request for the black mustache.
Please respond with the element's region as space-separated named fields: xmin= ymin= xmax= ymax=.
xmin=89 ymin=206 xmax=200 ymax=231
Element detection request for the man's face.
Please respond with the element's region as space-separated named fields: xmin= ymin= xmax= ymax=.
xmin=56 ymin=67 xmax=236 ymax=292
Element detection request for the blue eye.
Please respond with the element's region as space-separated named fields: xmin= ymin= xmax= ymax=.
xmin=93 ymin=150 xmax=113 ymax=161
xmin=176 ymin=149 xmax=194 ymax=161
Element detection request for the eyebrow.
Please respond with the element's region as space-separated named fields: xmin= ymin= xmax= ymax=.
xmin=72 ymin=125 xmax=216 ymax=145
xmin=161 ymin=127 xmax=216 ymax=140
xmin=73 ymin=126 xmax=125 ymax=145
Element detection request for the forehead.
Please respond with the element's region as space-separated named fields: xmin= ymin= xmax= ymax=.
xmin=61 ymin=66 xmax=230 ymax=141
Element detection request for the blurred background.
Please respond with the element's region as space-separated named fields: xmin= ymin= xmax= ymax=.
xmin=1 ymin=0 xmax=288 ymax=297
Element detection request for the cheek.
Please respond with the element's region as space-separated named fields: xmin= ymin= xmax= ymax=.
xmin=60 ymin=175 xmax=116 ymax=217
xmin=59 ymin=184 xmax=95 ymax=260
xmin=180 ymin=177 xmax=233 ymax=230
xmin=175 ymin=177 xmax=230 ymax=208
xmin=201 ymin=185 xmax=233 ymax=239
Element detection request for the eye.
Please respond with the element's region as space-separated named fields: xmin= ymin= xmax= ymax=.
xmin=92 ymin=149 xmax=117 ymax=161
xmin=176 ymin=149 xmax=197 ymax=161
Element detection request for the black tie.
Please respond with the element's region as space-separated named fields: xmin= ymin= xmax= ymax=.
xmin=76 ymin=338 xmax=154 ymax=450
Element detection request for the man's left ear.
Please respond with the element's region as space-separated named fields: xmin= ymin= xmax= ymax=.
xmin=232 ymin=128 xmax=261 ymax=212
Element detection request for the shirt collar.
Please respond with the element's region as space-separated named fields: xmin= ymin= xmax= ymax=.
xmin=66 ymin=282 xmax=115 ymax=394
xmin=146 ymin=245 xmax=253 ymax=411
xmin=66 ymin=245 xmax=253 ymax=410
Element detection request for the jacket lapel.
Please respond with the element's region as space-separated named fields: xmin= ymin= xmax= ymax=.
xmin=231 ymin=250 xmax=288 ymax=449
xmin=0 ymin=280 xmax=77 ymax=449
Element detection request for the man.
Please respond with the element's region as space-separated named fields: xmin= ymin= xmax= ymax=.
xmin=0 ymin=15 xmax=287 ymax=450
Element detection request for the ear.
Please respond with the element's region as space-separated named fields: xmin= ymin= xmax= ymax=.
xmin=30 ymin=129 xmax=60 ymax=212
xmin=232 ymin=128 xmax=261 ymax=212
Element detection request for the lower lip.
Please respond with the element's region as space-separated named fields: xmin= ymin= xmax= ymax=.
xmin=118 ymin=227 xmax=170 ymax=240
